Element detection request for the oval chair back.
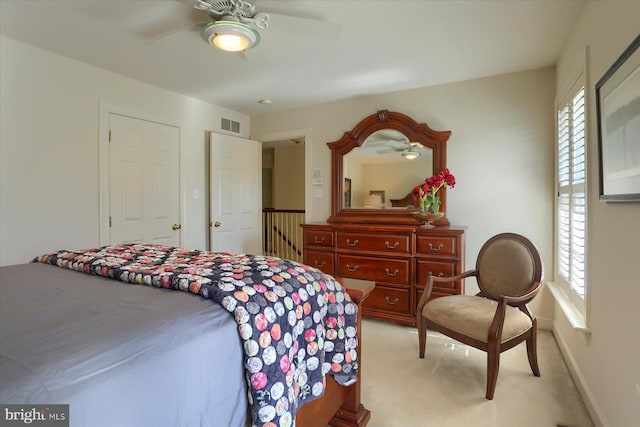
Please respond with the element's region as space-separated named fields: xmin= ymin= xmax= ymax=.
xmin=476 ymin=233 xmax=543 ymax=303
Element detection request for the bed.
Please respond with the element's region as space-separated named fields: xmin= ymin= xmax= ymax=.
xmin=0 ymin=244 xmax=371 ymax=427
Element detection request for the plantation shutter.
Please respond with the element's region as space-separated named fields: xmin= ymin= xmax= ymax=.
xmin=556 ymin=86 xmax=586 ymax=316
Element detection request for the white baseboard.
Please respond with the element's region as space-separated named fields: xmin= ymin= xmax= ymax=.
xmin=537 ymin=315 xmax=553 ymax=331
xmin=552 ymin=322 xmax=608 ymax=427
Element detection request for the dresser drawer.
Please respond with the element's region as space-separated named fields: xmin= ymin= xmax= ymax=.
xmin=336 ymin=255 xmax=410 ymax=284
xmin=305 ymin=250 xmax=334 ymax=274
xmin=336 ymin=232 xmax=411 ymax=254
xmin=365 ymin=285 xmax=410 ymax=315
xmin=415 ymin=260 xmax=457 ymax=288
xmin=416 ymin=235 xmax=457 ymax=256
xmin=305 ymin=229 xmax=334 ymax=247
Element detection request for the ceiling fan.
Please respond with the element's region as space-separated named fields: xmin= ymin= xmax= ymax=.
xmin=149 ymin=0 xmax=341 ymax=52
xmin=194 ymin=0 xmax=267 ymax=51
xmin=376 ymin=141 xmax=424 ymax=158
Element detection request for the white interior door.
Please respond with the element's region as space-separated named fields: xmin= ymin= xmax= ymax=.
xmin=210 ymin=132 xmax=261 ymax=254
xmin=109 ymin=113 xmax=180 ymax=245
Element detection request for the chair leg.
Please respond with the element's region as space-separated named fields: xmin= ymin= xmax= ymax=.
xmin=418 ymin=316 xmax=427 ymax=359
xmin=486 ymin=346 xmax=500 ymax=400
xmin=526 ymin=321 xmax=541 ymax=377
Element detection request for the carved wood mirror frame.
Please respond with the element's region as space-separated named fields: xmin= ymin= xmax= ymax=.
xmin=327 ymin=110 xmax=451 ymax=225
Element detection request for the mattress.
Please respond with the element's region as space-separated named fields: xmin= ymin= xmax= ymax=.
xmin=0 ymin=262 xmax=249 ymax=427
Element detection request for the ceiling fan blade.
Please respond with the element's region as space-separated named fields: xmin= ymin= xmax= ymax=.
xmin=266 ymin=12 xmax=341 ymax=41
xmin=376 ymin=148 xmax=403 ymax=155
xmin=382 ymin=141 xmax=409 ymax=149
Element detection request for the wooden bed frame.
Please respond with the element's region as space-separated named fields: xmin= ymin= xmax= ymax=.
xmin=296 ymin=279 xmax=373 ymax=427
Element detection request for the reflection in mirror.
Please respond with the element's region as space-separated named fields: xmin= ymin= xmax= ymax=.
xmin=343 ymin=129 xmax=432 ymax=208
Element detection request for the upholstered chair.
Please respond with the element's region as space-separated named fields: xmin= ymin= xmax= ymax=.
xmin=416 ymin=233 xmax=543 ymax=399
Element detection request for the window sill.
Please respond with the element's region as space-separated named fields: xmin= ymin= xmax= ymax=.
xmin=546 ymin=281 xmax=591 ymax=335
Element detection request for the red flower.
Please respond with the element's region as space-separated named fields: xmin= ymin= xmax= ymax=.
xmin=412 ymin=186 xmax=421 ymax=200
xmin=443 ymin=168 xmax=456 ymax=187
xmin=412 ymin=169 xmax=456 ymax=213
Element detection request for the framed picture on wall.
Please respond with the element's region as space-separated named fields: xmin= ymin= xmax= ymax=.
xmin=596 ymin=33 xmax=640 ymax=201
xmin=344 ymin=178 xmax=352 ymax=208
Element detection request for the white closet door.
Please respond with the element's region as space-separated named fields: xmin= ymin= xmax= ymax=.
xmin=109 ymin=113 xmax=180 ymax=246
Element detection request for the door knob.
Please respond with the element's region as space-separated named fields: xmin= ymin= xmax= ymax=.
xmin=172 ymin=224 xmax=181 ymax=230
xmin=213 ymin=221 xmax=221 ymax=228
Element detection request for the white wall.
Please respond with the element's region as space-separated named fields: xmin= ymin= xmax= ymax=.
xmin=251 ymin=67 xmax=556 ymax=323
xmin=554 ymin=2 xmax=640 ymax=427
xmin=0 ymin=36 xmax=248 ymax=266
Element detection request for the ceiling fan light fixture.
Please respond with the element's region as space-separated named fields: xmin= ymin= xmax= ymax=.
xmin=402 ymin=149 xmax=420 ymax=160
xmin=201 ymin=21 xmax=260 ymax=52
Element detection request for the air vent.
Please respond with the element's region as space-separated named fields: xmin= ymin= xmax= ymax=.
xmin=221 ymin=117 xmax=241 ymax=134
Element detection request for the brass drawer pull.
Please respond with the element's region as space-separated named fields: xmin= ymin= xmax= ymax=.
xmin=313 ymin=236 xmax=326 ymax=244
xmin=385 ymin=297 xmax=400 ymax=305
xmin=429 ymin=272 xmax=444 ymax=277
xmin=385 ymin=268 xmax=400 ymax=277
xmin=345 ymin=264 xmax=359 ymax=272
xmin=428 ymin=243 xmax=444 ymax=251
xmin=314 ymin=261 xmax=326 ymax=268
xmin=385 ymin=241 xmax=399 ymax=249
xmin=346 ymin=239 xmax=359 ymax=246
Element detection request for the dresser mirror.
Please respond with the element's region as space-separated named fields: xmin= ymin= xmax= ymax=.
xmin=327 ymin=110 xmax=451 ymax=224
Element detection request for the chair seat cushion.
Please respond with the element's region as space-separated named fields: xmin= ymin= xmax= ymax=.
xmin=422 ymin=295 xmax=532 ymax=343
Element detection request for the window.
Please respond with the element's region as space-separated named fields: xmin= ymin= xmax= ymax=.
xmin=556 ymin=84 xmax=587 ymax=318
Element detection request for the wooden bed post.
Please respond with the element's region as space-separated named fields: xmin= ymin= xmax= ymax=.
xmin=330 ymin=278 xmax=373 ymax=426
xmin=295 ymin=278 xmax=373 ymax=427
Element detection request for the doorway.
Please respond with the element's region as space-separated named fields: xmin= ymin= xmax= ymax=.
xmin=260 ymin=134 xmax=308 ymax=262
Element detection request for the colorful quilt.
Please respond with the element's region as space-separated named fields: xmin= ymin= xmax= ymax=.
xmin=33 ymin=244 xmax=359 ymax=427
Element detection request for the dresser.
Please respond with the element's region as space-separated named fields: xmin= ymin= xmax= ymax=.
xmin=309 ymin=109 xmax=466 ymax=327
xmin=302 ymin=223 xmax=465 ymax=326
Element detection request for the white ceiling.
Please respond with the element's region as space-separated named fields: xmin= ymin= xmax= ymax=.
xmin=0 ymin=0 xmax=586 ymax=116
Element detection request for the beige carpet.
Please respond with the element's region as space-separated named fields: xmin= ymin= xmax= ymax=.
xmin=359 ymin=319 xmax=593 ymax=427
